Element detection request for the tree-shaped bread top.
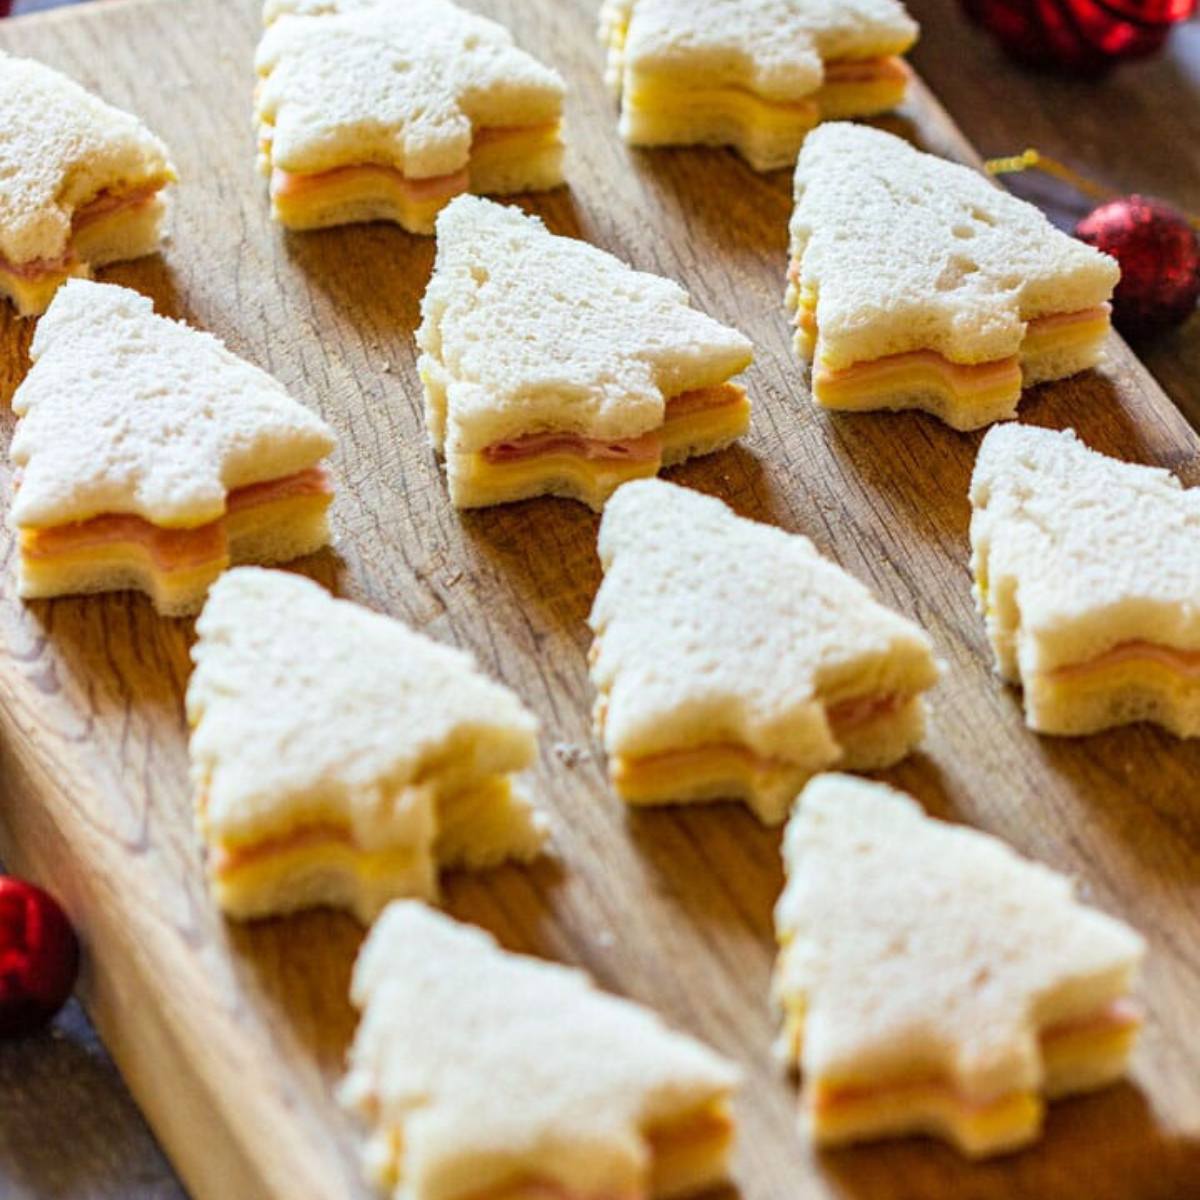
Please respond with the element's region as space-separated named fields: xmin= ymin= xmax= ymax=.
xmin=790 ymin=124 xmax=1120 ymax=370
xmin=774 ymin=775 xmax=1144 ymax=1099
xmin=971 ymin=424 xmax=1200 ymax=676
xmin=187 ymin=569 xmax=539 ymax=847
xmin=10 ymin=281 xmax=334 ymax=530
xmin=341 ymin=901 xmax=739 ymax=1199
xmin=607 ymin=0 xmax=917 ymax=99
xmin=0 ymin=52 xmax=174 ymax=266
xmin=255 ymin=0 xmax=565 ymax=179
xmin=417 ymin=196 xmax=754 ymax=453
xmin=589 ymin=479 xmax=937 ymax=764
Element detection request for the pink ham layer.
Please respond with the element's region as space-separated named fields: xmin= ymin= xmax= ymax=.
xmin=821 ymin=57 xmax=908 ymax=86
xmin=271 ymin=162 xmax=469 ymax=204
xmin=813 ymin=998 xmax=1142 ymax=1115
xmin=1048 ymin=640 xmax=1200 ymax=681
xmin=480 ymin=387 xmax=742 ymax=465
xmin=826 ymin=692 xmax=903 ymax=733
xmin=791 ymin=291 xmax=1110 ymax=387
xmin=211 ymin=820 xmax=351 ymax=875
xmin=270 ymin=121 xmax=558 ymax=204
xmin=0 ymin=183 xmax=165 ymax=281
xmin=23 ymin=466 xmax=333 ymax=574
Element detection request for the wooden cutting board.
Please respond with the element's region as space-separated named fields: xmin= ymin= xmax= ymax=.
xmin=0 ymin=2 xmax=1197 ymax=1197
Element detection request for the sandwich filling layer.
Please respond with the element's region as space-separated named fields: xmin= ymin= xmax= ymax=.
xmin=610 ymin=691 xmax=911 ymax=806
xmin=267 ymin=122 xmax=563 ymax=233
xmin=363 ymin=1099 xmax=734 ymax=1200
xmin=791 ymin=998 xmax=1140 ymax=1155
xmin=0 ymin=177 xmax=171 ymax=313
xmin=18 ymin=466 xmax=333 ymax=613
xmin=455 ymin=383 xmax=750 ymax=509
xmin=789 ymin=276 xmax=1111 ymax=427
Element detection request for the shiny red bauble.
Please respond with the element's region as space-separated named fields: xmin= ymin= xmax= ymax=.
xmin=1076 ymin=195 xmax=1200 ymax=336
xmin=0 ymin=876 xmax=79 ymax=1038
xmin=962 ymin=0 xmax=1196 ymax=74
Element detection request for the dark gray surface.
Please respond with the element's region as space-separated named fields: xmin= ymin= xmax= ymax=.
xmin=0 ymin=999 xmax=185 ymax=1199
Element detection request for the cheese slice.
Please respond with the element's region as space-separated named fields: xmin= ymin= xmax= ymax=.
xmin=452 ymin=383 xmax=750 ymax=510
xmin=807 ymin=1000 xmax=1142 ymax=1156
xmin=792 ymin=285 xmax=1111 ymax=429
xmin=268 ymin=121 xmax=563 ymax=233
xmin=19 ymin=467 xmax=333 ymax=616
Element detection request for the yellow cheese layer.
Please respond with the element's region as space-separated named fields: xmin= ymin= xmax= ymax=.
xmin=453 ymin=399 xmax=749 ymax=509
xmin=612 ymin=743 xmax=801 ymax=806
xmin=20 ymin=492 xmax=331 ymax=613
xmin=660 ymin=390 xmax=751 ymax=465
xmin=626 ymin=79 xmax=820 ymax=136
xmin=1035 ymin=657 xmax=1199 ymax=704
xmin=802 ymin=1012 xmax=1138 ymax=1157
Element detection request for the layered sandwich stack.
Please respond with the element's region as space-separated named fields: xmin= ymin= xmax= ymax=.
xmin=787 ymin=124 xmax=1119 ymax=429
xmin=9 ymin=280 xmax=335 ymax=615
xmin=418 ymin=196 xmax=754 ymax=510
xmin=256 ymin=0 xmax=565 ymax=233
xmin=0 ymin=52 xmax=175 ymax=316
xmin=601 ymin=0 xmax=917 ymax=170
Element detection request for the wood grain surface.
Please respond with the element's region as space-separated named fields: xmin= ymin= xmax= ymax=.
xmin=0 ymin=2 xmax=1198 ymax=1199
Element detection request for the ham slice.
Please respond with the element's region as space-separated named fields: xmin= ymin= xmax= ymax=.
xmin=212 ymin=820 xmax=352 ymax=875
xmin=23 ymin=466 xmax=332 ymax=574
xmin=813 ymin=998 xmax=1140 ymax=1116
xmin=1048 ymin=640 xmax=1200 ymax=682
xmin=825 ymin=692 xmax=902 ymax=732
xmin=822 ymin=57 xmax=909 ymax=87
xmin=0 ymin=180 xmax=167 ymax=281
xmin=271 ymin=163 xmax=469 ymax=205
xmin=481 ymin=385 xmax=745 ymax=466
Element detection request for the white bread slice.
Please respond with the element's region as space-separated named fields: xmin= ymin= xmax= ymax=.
xmin=789 ymin=124 xmax=1118 ymax=422
xmin=10 ymin=280 xmax=334 ymax=531
xmin=340 ymin=901 xmax=740 ymax=1200
xmin=0 ymin=52 xmax=175 ymax=314
xmin=418 ymin=196 xmax=754 ymax=510
xmin=588 ymin=479 xmax=938 ymax=822
xmin=255 ymin=0 xmax=564 ymax=206
xmin=601 ymin=0 xmax=916 ymax=170
xmin=774 ymin=774 xmax=1145 ymax=1157
xmin=187 ymin=569 xmax=545 ymax=922
xmin=970 ymin=424 xmax=1200 ymax=736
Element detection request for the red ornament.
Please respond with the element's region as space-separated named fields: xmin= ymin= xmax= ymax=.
xmin=0 ymin=877 xmax=79 ymax=1037
xmin=962 ymin=0 xmax=1196 ymax=74
xmin=1076 ymin=195 xmax=1200 ymax=336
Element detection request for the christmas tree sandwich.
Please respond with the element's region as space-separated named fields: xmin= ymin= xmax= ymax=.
xmin=418 ymin=196 xmax=754 ymax=510
xmin=774 ymin=775 xmax=1145 ymax=1157
xmin=971 ymin=424 xmax=1200 ymax=737
xmin=340 ymin=902 xmax=740 ymax=1200
xmin=9 ymin=281 xmax=335 ymax=616
xmin=601 ymin=0 xmax=917 ymax=171
xmin=588 ymin=479 xmax=938 ymax=822
xmin=188 ymin=570 xmax=546 ymax=922
xmin=788 ymin=124 xmax=1120 ymax=429
xmin=256 ymin=0 xmax=565 ymax=234
xmin=0 ymin=52 xmax=175 ymax=316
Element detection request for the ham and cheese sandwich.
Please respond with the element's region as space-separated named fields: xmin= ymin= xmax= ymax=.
xmin=340 ymin=902 xmax=740 ymax=1200
xmin=8 ymin=280 xmax=335 ymax=616
xmin=788 ymin=124 xmax=1120 ymax=430
xmin=418 ymin=196 xmax=754 ymax=510
xmin=774 ymin=774 xmax=1145 ymax=1157
xmin=601 ymin=0 xmax=917 ymax=171
xmin=188 ymin=569 xmax=547 ymax=922
xmin=588 ymin=479 xmax=938 ymax=823
xmin=971 ymin=424 xmax=1200 ymax=737
xmin=256 ymin=0 xmax=565 ymax=235
xmin=0 ymin=52 xmax=175 ymax=317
